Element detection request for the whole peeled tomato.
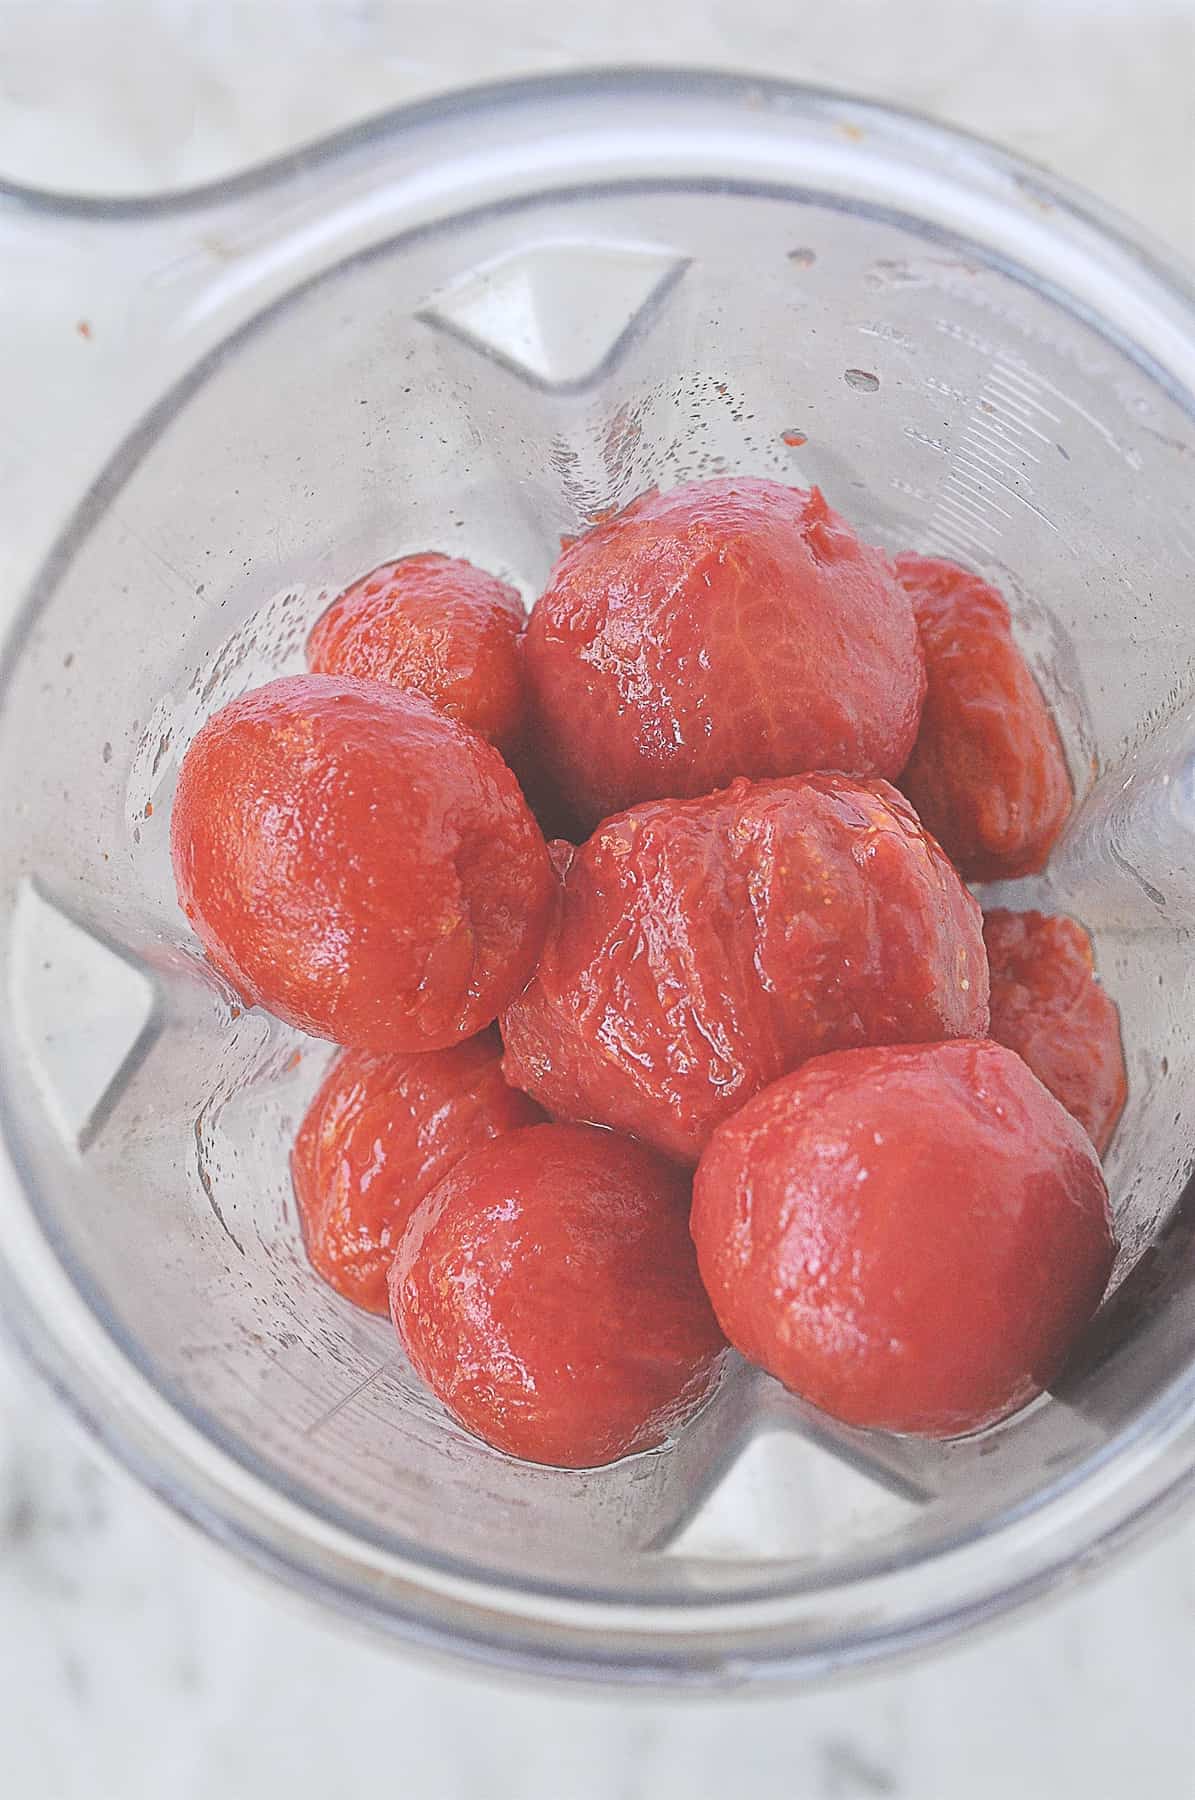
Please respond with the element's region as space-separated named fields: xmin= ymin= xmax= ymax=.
xmin=291 ymin=1029 xmax=544 ymax=1314
xmin=171 ymin=674 xmax=553 ymax=1050
xmin=691 ymin=1039 xmax=1116 ymax=1438
xmin=524 ymin=480 xmax=925 ymax=828
xmin=501 ymin=773 xmax=989 ymax=1164
xmin=390 ymin=1123 xmax=728 ymax=1467
xmin=984 ymin=909 xmax=1127 ymax=1155
xmin=307 ymin=552 xmax=528 ymax=756
xmin=895 ymin=553 xmax=1071 ymax=882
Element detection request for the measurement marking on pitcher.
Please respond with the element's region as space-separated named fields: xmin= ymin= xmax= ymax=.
xmin=939 ymin=491 xmax=1001 ymax=533
xmin=925 ymin=358 xmax=1059 ymax=557
xmin=945 ymin=470 xmax=1013 ymax=518
xmin=991 ymin=363 xmax=1062 ymax=415
xmin=966 ymin=420 xmax=1042 ymax=465
xmin=303 ymin=1359 xmax=400 ymax=1437
xmin=958 ymin=432 xmax=1027 ymax=471
xmin=984 ymin=383 xmax=1041 ymax=422
xmin=924 ymin=521 xmax=981 ymax=561
xmin=954 ymin=452 xmax=1025 ymax=497
xmin=985 ymin=387 xmax=1055 ymax=433
xmin=980 ymin=399 xmax=1051 ymax=446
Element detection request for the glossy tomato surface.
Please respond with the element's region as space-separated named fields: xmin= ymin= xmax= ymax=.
xmin=895 ymin=553 xmax=1071 ymax=882
xmin=524 ymin=480 xmax=925 ymax=827
xmin=501 ymin=773 xmax=989 ymax=1164
xmin=692 ymin=1039 xmax=1115 ymax=1437
xmin=291 ymin=1029 xmax=544 ymax=1314
xmin=390 ymin=1123 xmax=728 ymax=1467
xmin=171 ymin=674 xmax=553 ymax=1050
xmin=984 ymin=909 xmax=1127 ymax=1155
xmin=307 ymin=552 xmax=527 ymax=755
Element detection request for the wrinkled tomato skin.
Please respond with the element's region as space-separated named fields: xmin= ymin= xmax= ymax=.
xmin=895 ymin=553 xmax=1071 ymax=882
xmin=692 ymin=1039 xmax=1115 ymax=1438
xmin=501 ymin=774 xmax=989 ymax=1164
xmin=389 ymin=1123 xmax=728 ymax=1468
xmin=524 ymin=480 xmax=925 ymax=828
xmin=984 ymin=909 xmax=1127 ymax=1156
xmin=291 ymin=1029 xmax=544 ymax=1314
xmin=308 ymin=553 xmax=527 ymax=755
xmin=171 ymin=674 xmax=553 ymax=1051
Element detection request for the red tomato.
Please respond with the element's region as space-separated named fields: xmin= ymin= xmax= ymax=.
xmin=984 ymin=909 xmax=1127 ymax=1155
xmin=308 ymin=553 xmax=527 ymax=755
xmin=501 ymin=774 xmax=988 ymax=1164
xmin=291 ymin=1029 xmax=544 ymax=1314
xmin=171 ymin=674 xmax=553 ymax=1050
xmin=692 ymin=1039 xmax=1115 ymax=1437
xmin=895 ymin=553 xmax=1071 ymax=881
xmin=524 ymin=480 xmax=925 ymax=828
xmin=390 ymin=1123 xmax=728 ymax=1467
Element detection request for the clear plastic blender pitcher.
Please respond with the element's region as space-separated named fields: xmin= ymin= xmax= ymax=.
xmin=2 ymin=72 xmax=1194 ymax=1686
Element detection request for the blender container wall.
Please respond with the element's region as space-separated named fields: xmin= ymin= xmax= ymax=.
xmin=1 ymin=73 xmax=1195 ymax=1684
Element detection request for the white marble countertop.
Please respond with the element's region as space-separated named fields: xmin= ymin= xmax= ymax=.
xmin=2 ymin=4 xmax=1194 ymax=1795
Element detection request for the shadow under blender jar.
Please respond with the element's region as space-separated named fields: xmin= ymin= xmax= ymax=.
xmin=1 ymin=73 xmax=1195 ymax=1686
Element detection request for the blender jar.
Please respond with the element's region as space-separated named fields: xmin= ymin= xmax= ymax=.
xmin=1 ymin=71 xmax=1194 ymax=1686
